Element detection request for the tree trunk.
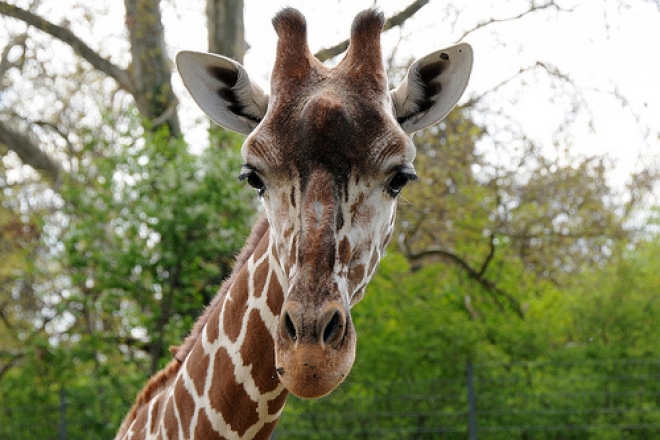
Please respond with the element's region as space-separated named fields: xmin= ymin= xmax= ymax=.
xmin=207 ymin=0 xmax=247 ymax=62
xmin=206 ymin=0 xmax=247 ymax=146
xmin=124 ymin=0 xmax=181 ymax=136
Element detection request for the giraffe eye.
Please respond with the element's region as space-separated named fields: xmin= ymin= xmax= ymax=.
xmin=386 ymin=170 xmax=417 ymax=197
xmin=238 ymin=167 xmax=266 ymax=196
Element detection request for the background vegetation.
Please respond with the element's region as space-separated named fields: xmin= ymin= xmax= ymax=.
xmin=0 ymin=0 xmax=659 ymax=438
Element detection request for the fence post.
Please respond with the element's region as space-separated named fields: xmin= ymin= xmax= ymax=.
xmin=467 ymin=362 xmax=477 ymax=440
xmin=59 ymin=387 xmax=67 ymax=440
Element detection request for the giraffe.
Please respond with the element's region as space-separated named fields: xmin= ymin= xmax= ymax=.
xmin=116 ymin=7 xmax=472 ymax=439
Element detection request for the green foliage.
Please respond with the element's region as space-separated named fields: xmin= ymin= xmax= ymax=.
xmin=399 ymin=108 xmax=630 ymax=299
xmin=2 ymin=80 xmax=658 ymax=440
xmin=276 ymin=108 xmax=660 ymax=438
xmin=277 ymin=250 xmax=557 ymax=435
xmin=0 ymin=116 xmax=255 ymax=438
xmin=277 ymin=233 xmax=660 ymax=438
xmin=566 ymin=238 xmax=660 ymax=359
xmin=59 ymin=119 xmax=254 ymax=366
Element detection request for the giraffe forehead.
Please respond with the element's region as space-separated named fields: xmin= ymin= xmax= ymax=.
xmin=243 ymin=107 xmax=413 ymax=187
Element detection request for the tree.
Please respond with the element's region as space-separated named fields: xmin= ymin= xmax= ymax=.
xmin=394 ymin=104 xmax=654 ymax=320
xmin=0 ymin=0 xmax=434 ymax=376
xmin=207 ymin=0 xmax=247 ymax=62
xmin=1 ymin=0 xmax=659 ymax=437
xmin=0 ymin=3 xmax=433 ymax=435
xmin=0 ymin=116 xmax=256 ymax=438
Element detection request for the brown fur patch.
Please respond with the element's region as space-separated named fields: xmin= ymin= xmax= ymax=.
xmin=132 ymin=406 xmax=148 ymax=440
xmin=209 ymin=347 xmax=260 ymax=436
xmin=338 ymin=236 xmax=351 ymax=266
xmin=268 ymin=388 xmax=289 ymax=415
xmin=149 ymin=393 xmax=161 ymax=434
xmin=194 ymin=409 xmax=217 ymax=439
xmin=174 ymin=376 xmax=195 ymax=436
xmin=348 ymin=263 xmax=365 ymax=292
xmin=223 ymin=268 xmax=250 ymax=343
xmin=299 ymin=170 xmax=336 ymax=274
xmin=240 ymin=309 xmax=279 ymax=394
xmin=350 ymin=192 xmax=366 ymax=224
xmin=267 ymin=273 xmax=284 ymax=317
xmin=255 ymin=420 xmax=279 ymax=440
xmin=205 ymin=303 xmax=220 ymax=344
xmin=132 ymin=426 xmax=146 ymax=440
xmin=163 ymin=397 xmax=177 ymax=439
xmin=187 ymin=341 xmax=210 ymax=397
xmin=302 ymin=92 xmax=346 ymax=133
xmin=252 ymin=257 xmax=269 ymax=298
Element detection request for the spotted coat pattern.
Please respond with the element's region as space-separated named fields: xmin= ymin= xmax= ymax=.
xmin=116 ymin=5 xmax=472 ymax=439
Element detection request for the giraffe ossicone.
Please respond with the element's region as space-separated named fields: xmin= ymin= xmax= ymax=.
xmin=117 ymin=7 xmax=471 ymax=439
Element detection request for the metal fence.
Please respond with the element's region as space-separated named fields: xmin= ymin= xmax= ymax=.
xmin=274 ymin=358 xmax=660 ymax=439
xmin=3 ymin=359 xmax=660 ymax=439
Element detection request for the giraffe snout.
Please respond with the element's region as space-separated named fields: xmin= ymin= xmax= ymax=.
xmin=275 ymin=300 xmax=356 ymax=399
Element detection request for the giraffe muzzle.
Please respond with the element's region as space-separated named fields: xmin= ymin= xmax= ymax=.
xmin=275 ymin=300 xmax=356 ymax=399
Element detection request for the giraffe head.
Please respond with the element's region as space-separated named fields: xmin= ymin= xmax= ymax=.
xmin=176 ymin=8 xmax=472 ymax=399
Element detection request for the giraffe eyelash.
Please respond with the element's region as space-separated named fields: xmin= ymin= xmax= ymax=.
xmin=238 ymin=165 xmax=266 ymax=196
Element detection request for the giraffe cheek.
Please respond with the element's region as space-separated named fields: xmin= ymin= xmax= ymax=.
xmin=350 ymin=287 xmax=366 ymax=307
xmin=348 ymin=263 xmax=366 ymax=301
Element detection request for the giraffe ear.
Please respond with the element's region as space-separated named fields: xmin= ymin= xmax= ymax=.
xmin=176 ymin=51 xmax=269 ymax=135
xmin=391 ymin=43 xmax=473 ymax=134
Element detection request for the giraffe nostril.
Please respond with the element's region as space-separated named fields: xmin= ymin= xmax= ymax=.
xmin=320 ymin=307 xmax=347 ymax=347
xmin=322 ymin=310 xmax=341 ymax=345
xmin=283 ymin=311 xmax=297 ymax=342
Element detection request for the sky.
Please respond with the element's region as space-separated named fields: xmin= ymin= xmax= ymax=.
xmin=3 ymin=0 xmax=657 ymax=194
xmin=161 ymin=0 xmax=660 ymax=194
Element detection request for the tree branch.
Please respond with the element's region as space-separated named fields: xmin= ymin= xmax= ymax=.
xmin=314 ymin=0 xmax=430 ymax=62
xmin=464 ymin=61 xmax=573 ymax=108
xmin=0 ymin=33 xmax=26 ymax=80
xmin=457 ymin=1 xmax=573 ymax=42
xmin=0 ymin=119 xmax=62 ymax=182
xmin=0 ymin=351 xmax=25 ymax=382
xmin=477 ymin=232 xmax=497 ymax=278
xmin=407 ymin=246 xmax=525 ymax=319
xmin=0 ymin=1 xmax=135 ymax=94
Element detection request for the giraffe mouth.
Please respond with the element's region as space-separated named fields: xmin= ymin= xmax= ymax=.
xmin=274 ymin=300 xmax=356 ymax=399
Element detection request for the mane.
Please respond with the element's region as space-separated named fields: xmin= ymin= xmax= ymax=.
xmin=170 ymin=214 xmax=270 ymax=362
xmin=115 ymin=359 xmax=180 ymax=439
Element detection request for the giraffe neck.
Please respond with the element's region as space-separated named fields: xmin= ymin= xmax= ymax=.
xmin=117 ymin=220 xmax=290 ymax=439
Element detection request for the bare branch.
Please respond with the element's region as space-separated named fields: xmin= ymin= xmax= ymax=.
xmin=0 ymin=1 xmax=134 ymax=94
xmin=0 ymin=351 xmax=25 ymax=382
xmin=0 ymin=119 xmax=62 ymax=182
xmin=33 ymin=120 xmax=76 ymax=156
xmin=477 ymin=232 xmax=497 ymax=278
xmin=0 ymin=33 xmax=26 ymax=80
xmin=314 ymin=0 xmax=430 ymax=62
xmin=407 ymin=246 xmax=525 ymax=319
xmin=464 ymin=61 xmax=574 ymax=108
xmin=457 ymin=1 xmax=573 ymax=42
xmin=464 ymin=294 xmax=480 ymax=320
